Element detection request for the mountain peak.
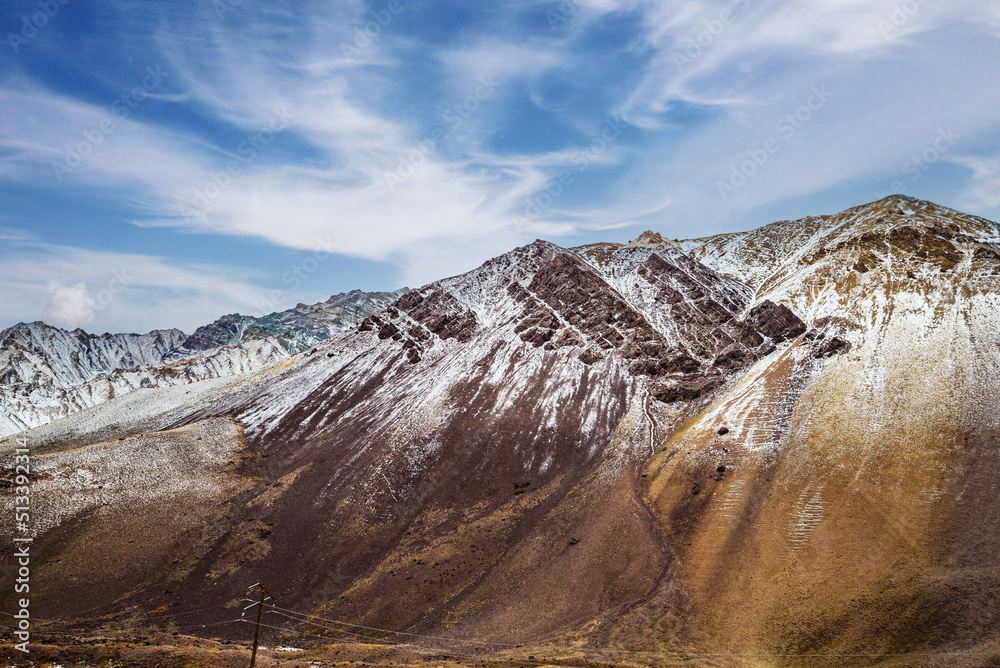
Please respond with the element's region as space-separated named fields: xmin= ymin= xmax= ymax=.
xmin=628 ymin=230 xmax=682 ymax=250
xmin=845 ymin=195 xmax=999 ymax=234
xmin=634 ymin=230 xmax=665 ymax=245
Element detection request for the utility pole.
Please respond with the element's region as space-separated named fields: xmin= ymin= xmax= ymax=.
xmin=241 ymin=583 xmax=275 ymax=668
xmin=250 ymin=584 xmax=265 ymax=668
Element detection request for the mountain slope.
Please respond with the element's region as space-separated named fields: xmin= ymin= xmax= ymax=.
xmin=164 ymin=288 xmax=407 ymax=359
xmin=603 ymin=196 xmax=1000 ymax=659
xmin=0 ymin=238 xmax=804 ymax=648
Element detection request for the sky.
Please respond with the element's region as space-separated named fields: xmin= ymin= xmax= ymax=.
xmin=1 ymin=0 xmax=1000 ymax=334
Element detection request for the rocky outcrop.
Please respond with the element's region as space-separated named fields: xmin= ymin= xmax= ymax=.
xmin=744 ymin=300 xmax=808 ymax=342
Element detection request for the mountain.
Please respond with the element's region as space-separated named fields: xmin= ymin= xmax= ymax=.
xmin=164 ymin=289 xmax=407 ymax=359
xmin=0 ymin=288 xmax=407 ymax=437
xmin=0 ymin=235 xmax=805 ymax=638
xmin=610 ymin=195 xmax=1000 ymax=658
xmin=0 ymin=323 xmax=185 ymax=435
xmin=0 ymin=322 xmax=185 ymax=388
xmin=3 ymin=196 xmax=1000 ymax=663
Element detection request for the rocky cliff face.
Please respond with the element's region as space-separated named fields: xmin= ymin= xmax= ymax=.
xmin=4 ymin=196 xmax=1000 ymax=664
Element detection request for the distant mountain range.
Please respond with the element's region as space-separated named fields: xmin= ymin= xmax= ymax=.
xmin=0 ymin=288 xmax=406 ymax=436
xmin=4 ymin=196 xmax=1000 ymax=661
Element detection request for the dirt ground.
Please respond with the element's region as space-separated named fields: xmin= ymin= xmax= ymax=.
xmin=0 ymin=633 xmax=724 ymax=668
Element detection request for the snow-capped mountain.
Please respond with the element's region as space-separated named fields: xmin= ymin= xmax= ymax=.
xmin=0 ymin=323 xmax=185 ymax=435
xmin=627 ymin=195 xmax=1000 ymax=656
xmin=4 ymin=196 xmax=1000 ymax=661
xmin=0 ymin=322 xmax=185 ymax=388
xmin=0 ymin=288 xmax=407 ymax=437
xmin=0 ymin=229 xmax=809 ymax=642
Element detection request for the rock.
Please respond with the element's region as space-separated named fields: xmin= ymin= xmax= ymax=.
xmin=397 ymin=289 xmax=478 ymax=342
xmin=744 ymin=300 xmax=807 ymax=343
xmin=653 ymin=377 xmax=722 ymax=403
xmin=813 ymin=336 xmax=851 ymax=359
xmin=713 ymin=348 xmax=749 ymax=370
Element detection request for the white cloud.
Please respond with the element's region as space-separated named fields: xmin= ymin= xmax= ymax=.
xmin=617 ymin=0 xmax=1000 ymax=127
xmin=438 ymin=40 xmax=564 ymax=87
xmin=43 ymin=283 xmax=98 ymax=329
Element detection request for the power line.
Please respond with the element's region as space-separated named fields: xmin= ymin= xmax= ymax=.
xmin=123 ymin=603 xmax=232 ymax=621
xmin=0 ymin=610 xmax=62 ymax=624
xmin=3 ymin=596 xmax=989 ymax=661
xmin=0 ymin=603 xmax=231 ymax=626
xmin=0 ymin=624 xmax=75 ymax=636
xmin=267 ymin=609 xmax=398 ymax=642
xmin=268 ymin=603 xmax=520 ymax=648
xmin=242 ymin=618 xmax=365 ymax=643
xmin=169 ymin=618 xmax=243 ymax=633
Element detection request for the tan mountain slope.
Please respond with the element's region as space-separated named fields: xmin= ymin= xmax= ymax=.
xmin=601 ymin=196 xmax=1000 ymax=662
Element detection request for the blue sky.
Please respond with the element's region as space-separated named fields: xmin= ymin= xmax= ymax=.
xmin=2 ymin=0 xmax=1000 ymax=333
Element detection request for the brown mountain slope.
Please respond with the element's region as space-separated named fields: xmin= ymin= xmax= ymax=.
xmin=0 ymin=239 xmax=800 ymax=650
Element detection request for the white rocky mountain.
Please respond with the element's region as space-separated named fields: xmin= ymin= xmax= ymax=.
xmin=0 ymin=288 xmax=407 ymax=437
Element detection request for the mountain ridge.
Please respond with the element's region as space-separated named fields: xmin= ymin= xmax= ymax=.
xmin=0 ymin=287 xmax=408 ymax=437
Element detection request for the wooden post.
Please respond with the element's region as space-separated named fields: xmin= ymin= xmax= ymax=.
xmin=249 ymin=584 xmax=266 ymax=668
